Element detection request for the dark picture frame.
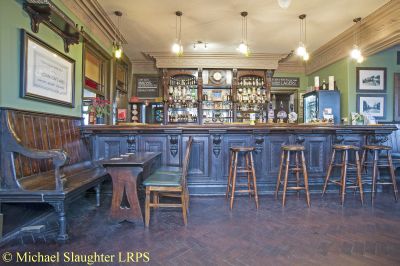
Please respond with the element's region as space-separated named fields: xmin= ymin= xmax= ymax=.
xmin=356 ymin=94 xmax=386 ymax=120
xmin=356 ymin=67 xmax=386 ymax=93
xmin=21 ymin=29 xmax=75 ymax=107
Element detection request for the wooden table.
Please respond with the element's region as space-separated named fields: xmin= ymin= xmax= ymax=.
xmin=100 ymin=152 xmax=161 ymax=225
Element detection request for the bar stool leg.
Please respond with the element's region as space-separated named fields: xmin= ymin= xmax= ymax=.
xmin=387 ymin=151 xmax=398 ymax=202
xmin=322 ymin=149 xmax=336 ymax=197
xmin=355 ymin=150 xmax=364 ymax=205
xmin=275 ymin=149 xmax=285 ymax=199
xmin=340 ymin=150 xmax=349 ymax=205
xmin=371 ymin=150 xmax=379 ymax=205
xmin=226 ymin=150 xmax=234 ymax=199
xmin=246 ymin=152 xmax=252 ymax=198
xmin=282 ymin=150 xmax=290 ymax=206
xmin=361 ymin=149 xmax=367 ymax=174
xmin=230 ymin=152 xmax=238 ymax=210
xmin=249 ymin=151 xmax=259 ymax=209
xmin=295 ymin=152 xmax=300 ymax=198
xmin=301 ymin=151 xmax=310 ymax=207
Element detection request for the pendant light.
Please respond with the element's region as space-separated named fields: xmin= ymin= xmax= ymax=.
xmin=350 ymin=17 xmax=364 ymax=63
xmin=237 ymin=11 xmax=250 ymax=56
xmin=296 ymin=14 xmax=309 ymax=61
xmin=172 ymin=11 xmax=183 ymax=56
xmin=113 ymin=11 xmax=123 ymax=59
xmin=278 ymin=0 xmax=292 ymax=9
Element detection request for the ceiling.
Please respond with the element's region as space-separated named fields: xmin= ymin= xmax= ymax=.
xmin=97 ymin=0 xmax=389 ymax=60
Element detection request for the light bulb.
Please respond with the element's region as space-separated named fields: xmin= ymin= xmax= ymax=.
xmin=278 ymin=0 xmax=292 ymax=9
xmin=303 ymin=52 xmax=310 ymax=61
xmin=114 ymin=46 xmax=122 ymax=59
xmin=172 ymin=42 xmax=180 ymax=54
xmin=238 ymin=42 xmax=248 ymax=54
xmin=296 ymin=43 xmax=306 ymax=57
xmin=350 ymin=45 xmax=361 ymax=59
xmin=356 ymin=55 xmax=364 ymax=63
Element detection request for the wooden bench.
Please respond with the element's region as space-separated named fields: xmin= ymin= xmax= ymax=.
xmin=0 ymin=108 xmax=107 ymax=242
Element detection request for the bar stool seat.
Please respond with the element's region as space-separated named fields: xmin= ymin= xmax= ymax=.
xmin=226 ymin=146 xmax=258 ymax=210
xmin=361 ymin=144 xmax=398 ymax=204
xmin=362 ymin=145 xmax=391 ymax=150
xmin=275 ymin=144 xmax=310 ymax=207
xmin=281 ymin=145 xmax=305 ymax=151
xmin=322 ymin=144 xmax=363 ymax=205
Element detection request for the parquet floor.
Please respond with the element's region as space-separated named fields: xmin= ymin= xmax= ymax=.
xmin=1 ymin=191 xmax=400 ymax=265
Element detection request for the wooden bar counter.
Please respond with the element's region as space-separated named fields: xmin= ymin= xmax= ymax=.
xmin=82 ymin=123 xmax=396 ymax=195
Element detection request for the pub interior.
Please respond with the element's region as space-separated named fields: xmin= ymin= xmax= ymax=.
xmin=0 ymin=0 xmax=400 ymax=265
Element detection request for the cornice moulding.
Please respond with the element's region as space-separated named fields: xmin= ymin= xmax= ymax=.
xmin=306 ymin=0 xmax=400 ymax=75
xmin=147 ymin=52 xmax=287 ymax=70
xmin=131 ymin=60 xmax=158 ymax=74
xmin=63 ymin=0 xmax=127 ymax=48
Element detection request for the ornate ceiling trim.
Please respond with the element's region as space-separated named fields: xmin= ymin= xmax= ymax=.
xmin=131 ymin=60 xmax=158 ymax=74
xmin=63 ymin=0 xmax=126 ymax=48
xmin=277 ymin=61 xmax=305 ymax=74
xmin=146 ymin=52 xmax=287 ymax=70
xmin=306 ymin=0 xmax=400 ymax=75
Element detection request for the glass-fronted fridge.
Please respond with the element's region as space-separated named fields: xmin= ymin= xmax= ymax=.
xmin=303 ymin=90 xmax=341 ymax=124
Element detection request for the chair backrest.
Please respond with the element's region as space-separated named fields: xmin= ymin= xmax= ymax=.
xmin=386 ymin=124 xmax=400 ymax=154
xmin=1 ymin=108 xmax=91 ymax=180
xmin=181 ymin=136 xmax=193 ymax=187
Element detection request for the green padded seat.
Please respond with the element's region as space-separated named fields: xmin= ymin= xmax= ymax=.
xmin=143 ymin=173 xmax=182 ymax=187
xmin=155 ymin=166 xmax=182 ymax=175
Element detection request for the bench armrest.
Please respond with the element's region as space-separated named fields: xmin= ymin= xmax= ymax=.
xmin=8 ymin=143 xmax=69 ymax=191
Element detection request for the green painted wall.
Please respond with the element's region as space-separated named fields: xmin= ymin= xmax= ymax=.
xmin=308 ymin=46 xmax=400 ymax=121
xmin=0 ymin=0 xmax=112 ymax=116
xmin=348 ymin=46 xmax=400 ymax=122
xmin=307 ymin=59 xmax=350 ymax=119
xmin=273 ymin=72 xmax=309 ymax=92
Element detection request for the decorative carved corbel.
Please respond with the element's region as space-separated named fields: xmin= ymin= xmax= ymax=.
xmin=127 ymin=135 xmax=136 ymax=154
xmin=295 ymin=135 xmax=305 ymax=144
xmin=367 ymin=134 xmax=388 ymax=145
xmin=334 ymin=135 xmax=345 ymax=144
xmin=254 ymin=136 xmax=264 ymax=153
xmin=212 ymin=134 xmax=222 ymax=158
xmin=169 ymin=135 xmax=179 ymax=157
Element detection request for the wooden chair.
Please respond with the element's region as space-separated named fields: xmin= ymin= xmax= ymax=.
xmin=143 ymin=137 xmax=193 ymax=227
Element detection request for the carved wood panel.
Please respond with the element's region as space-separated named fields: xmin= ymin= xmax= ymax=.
xmin=182 ymin=136 xmax=209 ymax=178
xmin=302 ymin=135 xmax=330 ymax=175
xmin=222 ymin=135 xmax=251 ymax=179
xmin=96 ymin=136 xmax=127 ymax=159
xmin=265 ymin=135 xmax=290 ymax=178
xmin=138 ymin=135 xmax=168 ymax=165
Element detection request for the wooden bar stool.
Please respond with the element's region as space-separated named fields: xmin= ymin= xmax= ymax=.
xmin=361 ymin=145 xmax=398 ymax=204
xmin=275 ymin=145 xmax=310 ymax=207
xmin=322 ymin=144 xmax=363 ymax=205
xmin=226 ymin=147 xmax=259 ymax=210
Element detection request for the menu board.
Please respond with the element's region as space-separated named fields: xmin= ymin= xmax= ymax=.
xmin=272 ymin=77 xmax=300 ymax=88
xmin=136 ymin=77 xmax=159 ymax=98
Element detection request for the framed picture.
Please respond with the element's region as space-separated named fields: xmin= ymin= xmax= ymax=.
xmin=21 ymin=30 xmax=75 ymax=107
xmin=356 ymin=94 xmax=386 ymax=120
xmin=356 ymin=67 xmax=386 ymax=93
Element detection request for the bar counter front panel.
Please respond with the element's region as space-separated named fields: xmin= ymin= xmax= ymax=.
xmin=82 ymin=124 xmax=396 ymax=195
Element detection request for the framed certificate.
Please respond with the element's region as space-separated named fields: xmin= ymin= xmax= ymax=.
xmin=21 ymin=30 xmax=75 ymax=107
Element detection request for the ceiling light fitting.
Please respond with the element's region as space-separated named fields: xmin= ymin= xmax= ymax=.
xmin=237 ymin=11 xmax=250 ymax=57
xmin=350 ymin=17 xmax=364 ymax=63
xmin=278 ymin=0 xmax=292 ymax=9
xmin=113 ymin=11 xmax=123 ymax=59
xmin=296 ymin=14 xmax=309 ymax=61
xmin=193 ymin=40 xmax=207 ymax=49
xmin=172 ymin=11 xmax=183 ymax=56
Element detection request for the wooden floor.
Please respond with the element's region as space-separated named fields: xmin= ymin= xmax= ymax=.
xmin=1 ymin=190 xmax=400 ymax=265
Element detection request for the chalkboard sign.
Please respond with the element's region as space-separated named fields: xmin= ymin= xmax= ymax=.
xmin=136 ymin=77 xmax=159 ymax=98
xmin=272 ymin=77 xmax=300 ymax=88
